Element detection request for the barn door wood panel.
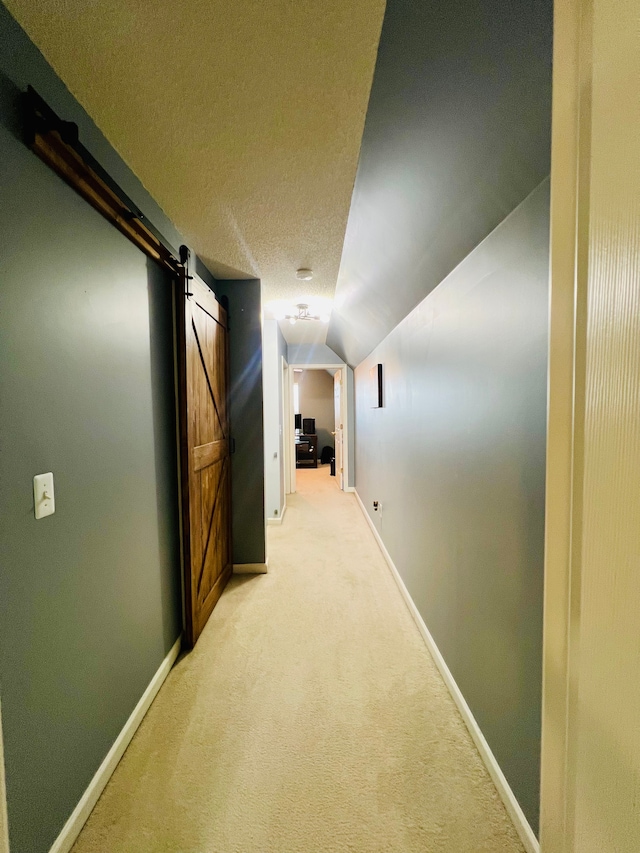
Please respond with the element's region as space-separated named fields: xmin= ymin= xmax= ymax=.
xmin=177 ymin=272 xmax=232 ymax=647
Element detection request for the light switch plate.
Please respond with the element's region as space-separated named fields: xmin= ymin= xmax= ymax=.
xmin=34 ymin=472 xmax=55 ymax=519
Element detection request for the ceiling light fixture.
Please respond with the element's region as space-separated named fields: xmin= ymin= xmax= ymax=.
xmin=296 ymin=268 xmax=313 ymax=280
xmin=285 ymin=303 xmax=329 ymax=324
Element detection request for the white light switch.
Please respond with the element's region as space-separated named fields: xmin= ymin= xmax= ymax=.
xmin=33 ymin=472 xmax=55 ymax=519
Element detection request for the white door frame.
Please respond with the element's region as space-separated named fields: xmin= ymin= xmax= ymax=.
xmin=333 ymin=369 xmax=345 ymax=490
xmin=282 ymin=356 xmax=292 ymax=497
xmin=287 ymin=363 xmax=349 ymax=493
xmin=540 ymin=0 xmax=591 ymax=847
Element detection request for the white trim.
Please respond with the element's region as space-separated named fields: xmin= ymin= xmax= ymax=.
xmin=48 ymin=635 xmax=182 ymax=853
xmin=344 ymin=485 xmax=356 ymax=493
xmin=288 ymin=365 xmax=296 ymax=494
xmin=540 ymin=0 xmax=589 ymax=845
xmin=233 ymin=559 xmax=269 ymax=574
xmin=267 ymin=503 xmax=287 ymax=526
xmin=333 ymin=370 xmax=345 ymax=490
xmin=0 ymin=701 xmax=10 ymax=853
xmin=282 ymin=358 xmax=292 ymax=496
xmin=287 ymin=363 xmax=350 ymax=493
xmin=354 ymin=490 xmax=539 ymax=853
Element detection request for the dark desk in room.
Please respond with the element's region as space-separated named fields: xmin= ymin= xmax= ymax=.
xmin=295 ymin=434 xmax=318 ymax=468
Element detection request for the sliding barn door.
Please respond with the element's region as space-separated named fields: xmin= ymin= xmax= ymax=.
xmin=177 ymin=273 xmax=232 ymax=646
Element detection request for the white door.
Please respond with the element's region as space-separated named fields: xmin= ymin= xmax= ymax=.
xmin=334 ymin=370 xmax=344 ymax=490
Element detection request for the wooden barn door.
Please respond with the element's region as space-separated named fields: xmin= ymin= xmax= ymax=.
xmin=177 ymin=272 xmax=232 ymax=647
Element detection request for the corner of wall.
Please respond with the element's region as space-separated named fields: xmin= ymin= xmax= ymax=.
xmin=0 ymin=702 xmax=10 ymax=853
xmin=263 ymin=319 xmax=287 ymax=521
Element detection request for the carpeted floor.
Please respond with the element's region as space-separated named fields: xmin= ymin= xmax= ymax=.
xmin=72 ymin=467 xmax=524 ymax=853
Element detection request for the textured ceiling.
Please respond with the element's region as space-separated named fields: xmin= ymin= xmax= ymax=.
xmin=4 ymin=0 xmax=386 ymax=344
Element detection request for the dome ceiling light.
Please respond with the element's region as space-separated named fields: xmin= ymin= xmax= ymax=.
xmin=296 ymin=268 xmax=313 ymax=281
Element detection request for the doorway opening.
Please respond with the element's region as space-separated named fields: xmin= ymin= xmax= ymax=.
xmin=285 ymin=364 xmax=349 ymax=495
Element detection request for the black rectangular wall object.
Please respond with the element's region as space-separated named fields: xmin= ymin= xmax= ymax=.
xmin=371 ymin=363 xmax=383 ymax=407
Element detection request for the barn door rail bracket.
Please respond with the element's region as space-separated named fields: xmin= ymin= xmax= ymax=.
xmin=179 ymin=245 xmax=194 ymax=297
xmin=23 ymin=86 xmax=182 ymax=276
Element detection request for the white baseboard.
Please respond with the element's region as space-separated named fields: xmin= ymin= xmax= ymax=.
xmin=48 ymin=636 xmax=182 ymax=853
xmin=233 ymin=559 xmax=269 ymax=574
xmin=267 ymin=504 xmax=287 ymax=525
xmin=0 ymin=702 xmax=9 ymax=853
xmin=354 ymin=490 xmax=539 ymax=853
xmin=344 ymin=485 xmax=356 ymax=493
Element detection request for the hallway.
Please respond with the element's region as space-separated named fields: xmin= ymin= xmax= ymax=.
xmin=69 ymin=468 xmax=523 ymax=852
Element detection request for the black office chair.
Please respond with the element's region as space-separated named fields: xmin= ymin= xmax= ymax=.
xmin=320 ymin=445 xmax=335 ymax=465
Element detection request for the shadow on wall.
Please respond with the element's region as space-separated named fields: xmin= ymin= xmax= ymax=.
xmin=216 ymin=279 xmax=266 ymax=565
xmin=145 ymin=258 xmax=182 ymax=650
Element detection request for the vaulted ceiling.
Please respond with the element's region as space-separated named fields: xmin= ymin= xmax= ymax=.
xmin=328 ymin=0 xmax=553 ymax=365
xmin=5 ymin=0 xmax=552 ymax=366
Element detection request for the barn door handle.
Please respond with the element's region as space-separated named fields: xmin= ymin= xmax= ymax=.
xmin=230 ymin=437 xmax=236 ymax=454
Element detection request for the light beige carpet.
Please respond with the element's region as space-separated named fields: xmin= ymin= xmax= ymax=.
xmin=72 ymin=467 xmax=525 ymax=853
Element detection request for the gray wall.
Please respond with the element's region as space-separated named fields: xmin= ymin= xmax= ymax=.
xmin=263 ymin=319 xmax=287 ymax=520
xmin=355 ymin=180 xmax=549 ymax=832
xmin=0 ymin=7 xmax=227 ymax=850
xmin=328 ymin=0 xmax=552 ymax=366
xmin=346 ymin=366 xmax=355 ymax=490
xmin=287 ymin=343 xmax=344 ymax=366
xmin=218 ymin=280 xmax=266 ymax=564
xmin=0 ymin=59 xmax=182 ymax=853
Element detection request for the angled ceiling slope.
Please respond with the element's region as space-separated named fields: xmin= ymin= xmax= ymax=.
xmin=327 ymin=0 xmax=553 ymax=367
xmin=4 ymin=0 xmax=386 ymax=346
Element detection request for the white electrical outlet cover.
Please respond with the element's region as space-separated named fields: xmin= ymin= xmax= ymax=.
xmin=33 ymin=472 xmax=55 ymax=519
